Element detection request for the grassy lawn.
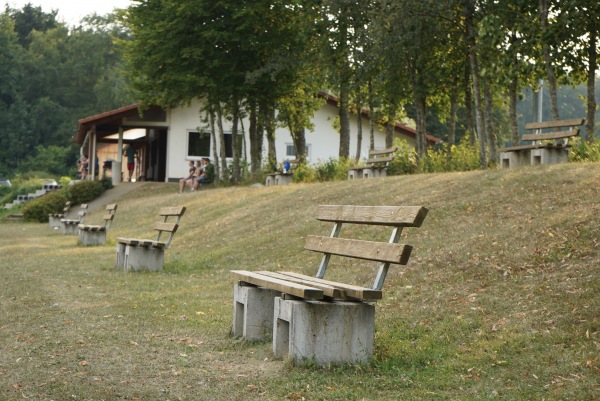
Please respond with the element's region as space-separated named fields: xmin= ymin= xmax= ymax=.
xmin=1 ymin=163 xmax=599 ymax=400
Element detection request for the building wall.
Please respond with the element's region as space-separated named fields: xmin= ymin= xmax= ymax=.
xmin=165 ymin=99 xmax=414 ymax=181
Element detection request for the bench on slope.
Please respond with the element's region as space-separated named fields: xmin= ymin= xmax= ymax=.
xmin=78 ymin=204 xmax=118 ymax=246
xmin=230 ymin=204 xmax=428 ymax=365
xmin=60 ymin=204 xmax=88 ymax=235
xmin=115 ymin=206 xmax=186 ymax=272
xmin=347 ymin=146 xmax=398 ymax=179
xmin=499 ymin=118 xmax=584 ymax=168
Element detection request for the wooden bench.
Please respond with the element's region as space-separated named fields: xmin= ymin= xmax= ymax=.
xmin=265 ymin=160 xmax=298 ymax=186
xmin=115 ymin=206 xmax=186 ymax=272
xmin=78 ymin=204 xmax=118 ymax=246
xmin=347 ymin=146 xmax=398 ymax=179
xmin=48 ymin=201 xmax=71 ymax=228
xmin=59 ymin=204 xmax=88 ymax=235
xmin=499 ymin=118 xmax=584 ymax=168
xmin=230 ymin=204 xmax=428 ymax=365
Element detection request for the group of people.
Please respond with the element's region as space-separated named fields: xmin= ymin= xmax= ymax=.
xmin=178 ymin=158 xmax=215 ymax=193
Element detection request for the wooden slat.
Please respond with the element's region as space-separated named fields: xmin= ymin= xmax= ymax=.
xmin=369 ymin=146 xmax=398 ymax=156
xmin=102 ymin=213 xmax=115 ymax=221
xmin=277 ymin=271 xmax=382 ymax=300
xmin=116 ymin=237 xmax=166 ymax=248
xmin=524 ymin=118 xmax=584 ymax=130
xmin=159 ymin=206 xmax=186 ymax=217
xmin=317 ymin=205 xmax=428 ymax=227
xmin=304 ymin=235 xmax=413 ymax=265
xmin=154 ymin=222 xmax=178 ymax=233
xmin=366 ymin=156 xmax=394 ymax=164
xmin=78 ymin=224 xmax=105 ymax=232
xmin=522 ymin=129 xmax=580 ymax=141
xmin=106 ymin=204 xmax=117 ymax=211
xmin=256 ymin=271 xmax=345 ymax=299
xmin=229 ymin=270 xmax=324 ymax=300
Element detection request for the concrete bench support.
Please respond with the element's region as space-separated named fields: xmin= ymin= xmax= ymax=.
xmin=233 ymin=284 xmax=280 ymax=340
xmin=121 ymin=245 xmax=165 ymax=272
xmin=60 ymin=221 xmax=80 ymax=235
xmin=49 ymin=215 xmax=63 ymax=228
xmin=78 ymin=228 xmax=107 ymax=246
xmin=273 ymin=297 xmax=375 ymax=365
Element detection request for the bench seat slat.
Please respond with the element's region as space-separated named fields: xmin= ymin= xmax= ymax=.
xmin=276 ymin=271 xmax=382 ymax=300
xmin=522 ymin=129 xmax=580 ymax=141
xmin=117 ymin=237 xmax=166 ymax=248
xmin=256 ymin=271 xmax=346 ymax=299
xmin=305 ymin=235 xmax=413 ymax=264
xmin=78 ymin=224 xmax=106 ymax=232
xmin=230 ymin=270 xmax=324 ymax=300
xmin=317 ymin=205 xmax=428 ymax=227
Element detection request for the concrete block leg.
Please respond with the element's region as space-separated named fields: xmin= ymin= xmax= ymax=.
xmin=115 ymin=243 xmax=127 ymax=269
xmin=273 ymin=297 xmax=375 ymax=366
xmin=124 ymin=245 xmax=164 ymax=272
xmin=60 ymin=223 xmax=79 ymax=235
xmin=78 ymin=230 xmax=107 ymax=246
xmin=232 ymin=284 xmax=279 ymax=340
xmin=49 ymin=216 xmax=61 ymax=228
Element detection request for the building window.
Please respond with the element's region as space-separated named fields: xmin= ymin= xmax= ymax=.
xmin=285 ymin=143 xmax=311 ymax=160
xmin=188 ymin=131 xmax=211 ymax=158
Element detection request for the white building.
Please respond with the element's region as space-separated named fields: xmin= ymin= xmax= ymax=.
xmin=76 ymin=93 xmax=440 ymax=182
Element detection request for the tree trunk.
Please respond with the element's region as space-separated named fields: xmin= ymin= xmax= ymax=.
xmin=464 ymin=66 xmax=475 ymax=146
xmin=290 ymin=126 xmax=307 ymax=164
xmin=483 ymin=79 xmax=497 ymax=165
xmin=385 ymin=109 xmax=395 ymax=148
xmin=248 ymin=100 xmax=262 ymax=177
xmin=447 ymin=90 xmax=458 ymax=166
xmin=586 ymin=30 xmax=597 ymax=142
xmin=216 ymin=105 xmax=229 ymax=183
xmin=413 ymin=91 xmax=427 ymax=164
xmin=539 ymin=0 xmax=560 ymax=120
xmin=355 ymin=103 xmax=363 ymax=162
xmin=368 ymin=80 xmax=375 ymax=150
xmin=338 ymin=89 xmax=350 ymax=159
xmin=509 ymin=76 xmax=519 ymax=145
xmin=263 ymin=101 xmax=277 ymax=171
xmin=230 ymin=101 xmax=240 ymax=183
xmin=209 ymin=110 xmax=220 ymax=181
xmin=465 ymin=1 xmax=487 ymax=168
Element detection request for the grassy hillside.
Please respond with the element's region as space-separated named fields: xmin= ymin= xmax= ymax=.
xmin=1 ymin=163 xmax=599 ymax=400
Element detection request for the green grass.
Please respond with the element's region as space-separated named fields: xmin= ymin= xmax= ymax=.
xmin=1 ymin=164 xmax=599 ymax=400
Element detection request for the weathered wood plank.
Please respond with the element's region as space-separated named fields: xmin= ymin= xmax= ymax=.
xmin=277 ymin=271 xmax=382 ymax=300
xmin=365 ymin=156 xmax=394 ymax=164
xmin=369 ymin=146 xmax=398 ymax=156
xmin=522 ymin=129 xmax=580 ymax=141
xmin=317 ymin=205 xmax=428 ymax=227
xmin=256 ymin=271 xmax=346 ymax=299
xmin=229 ymin=270 xmax=324 ymax=300
xmin=524 ymin=118 xmax=584 ymax=130
xmin=304 ymin=235 xmax=413 ymax=265
xmin=159 ymin=206 xmax=186 ymax=217
xmin=154 ymin=222 xmax=178 ymax=233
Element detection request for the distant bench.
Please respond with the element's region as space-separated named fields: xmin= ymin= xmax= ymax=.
xmin=115 ymin=206 xmax=186 ymax=272
xmin=78 ymin=204 xmax=118 ymax=246
xmin=500 ymin=118 xmax=584 ymax=168
xmin=348 ymin=146 xmax=397 ymax=179
xmin=60 ymin=204 xmax=88 ymax=235
xmin=230 ymin=204 xmax=428 ymax=365
xmin=265 ymin=160 xmax=298 ymax=186
xmin=48 ymin=201 xmax=71 ymax=228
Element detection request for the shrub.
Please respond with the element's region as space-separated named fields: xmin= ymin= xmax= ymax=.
xmin=22 ymin=189 xmax=69 ymax=223
xmin=387 ymin=139 xmax=418 ymax=175
xmin=314 ymin=158 xmax=351 ymax=181
xmin=569 ymin=138 xmax=600 ymax=162
xmin=67 ymin=180 xmax=105 ymax=204
xmin=292 ymin=163 xmax=316 ymax=183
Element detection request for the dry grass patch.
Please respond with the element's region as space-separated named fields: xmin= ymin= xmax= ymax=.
xmin=1 ymin=163 xmax=599 ymax=400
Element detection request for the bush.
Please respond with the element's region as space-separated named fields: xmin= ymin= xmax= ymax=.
xmin=67 ymin=180 xmax=105 ymax=204
xmin=22 ymin=189 xmax=69 ymax=223
xmin=387 ymin=139 xmax=418 ymax=175
xmin=569 ymin=138 xmax=600 ymax=162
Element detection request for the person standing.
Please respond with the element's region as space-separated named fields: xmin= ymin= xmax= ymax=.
xmin=123 ymin=144 xmax=136 ymax=182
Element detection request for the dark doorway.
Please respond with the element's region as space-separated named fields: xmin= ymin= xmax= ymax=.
xmin=145 ymin=129 xmax=167 ymax=181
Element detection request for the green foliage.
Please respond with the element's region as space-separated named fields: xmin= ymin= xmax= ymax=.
xmin=387 ymin=139 xmax=418 ymax=175
xmin=292 ymin=163 xmax=316 ymax=183
xmin=17 ymin=145 xmax=77 ymax=177
xmin=291 ymin=159 xmax=352 ymax=183
xmin=569 ymin=138 xmax=600 ymax=162
xmin=21 ymin=189 xmax=68 ymax=222
xmin=67 ymin=180 xmax=105 ymax=205
xmin=421 ymin=137 xmax=481 ymax=173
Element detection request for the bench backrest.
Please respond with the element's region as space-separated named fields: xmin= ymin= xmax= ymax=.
xmin=306 ymin=205 xmax=428 ymax=291
xmin=77 ymin=204 xmax=88 ymax=221
xmin=102 ymin=204 xmax=118 ymax=229
xmin=154 ymin=206 xmax=186 ymax=248
xmin=522 ymin=118 xmax=584 ymax=142
xmin=366 ymin=146 xmax=398 ymax=167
